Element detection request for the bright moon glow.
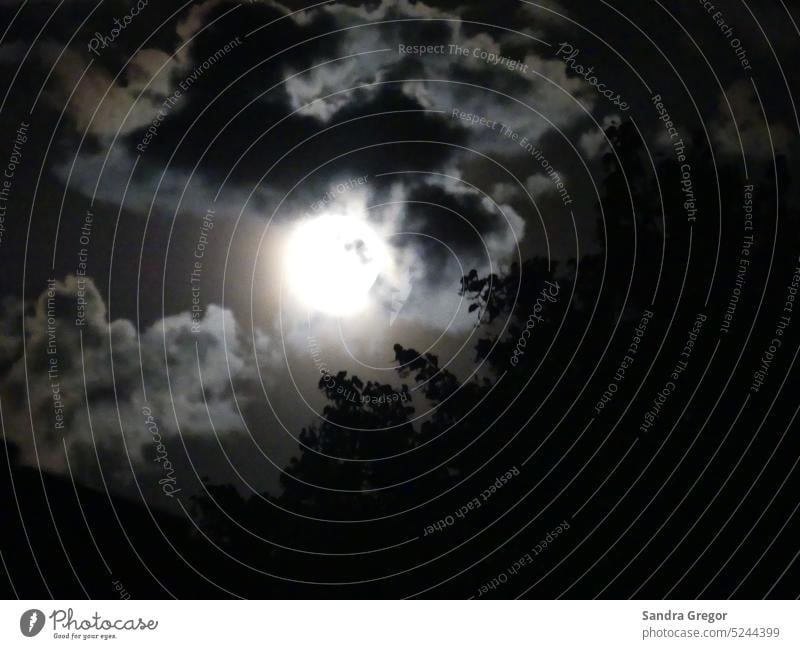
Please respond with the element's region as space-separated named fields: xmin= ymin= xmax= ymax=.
xmin=284 ymin=213 xmax=388 ymax=316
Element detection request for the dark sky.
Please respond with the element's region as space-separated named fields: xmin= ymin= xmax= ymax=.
xmin=1 ymin=0 xmax=800 ymax=598
xmin=0 ymin=0 xmax=797 ymax=500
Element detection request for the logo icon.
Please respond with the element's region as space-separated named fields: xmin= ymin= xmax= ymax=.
xmin=20 ymin=609 xmax=45 ymax=637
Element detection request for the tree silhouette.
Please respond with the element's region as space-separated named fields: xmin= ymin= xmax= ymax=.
xmin=184 ymin=116 xmax=798 ymax=596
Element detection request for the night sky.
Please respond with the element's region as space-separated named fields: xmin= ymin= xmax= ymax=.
xmin=1 ymin=0 xmax=800 ymax=599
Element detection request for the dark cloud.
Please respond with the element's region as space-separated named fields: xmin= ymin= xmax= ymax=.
xmin=393 ymin=178 xmax=519 ymax=284
xmin=121 ymin=5 xmax=473 ymax=195
xmin=0 ymin=276 xmax=286 ymax=498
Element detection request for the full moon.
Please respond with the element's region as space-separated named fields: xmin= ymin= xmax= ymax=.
xmin=284 ymin=213 xmax=388 ymax=316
